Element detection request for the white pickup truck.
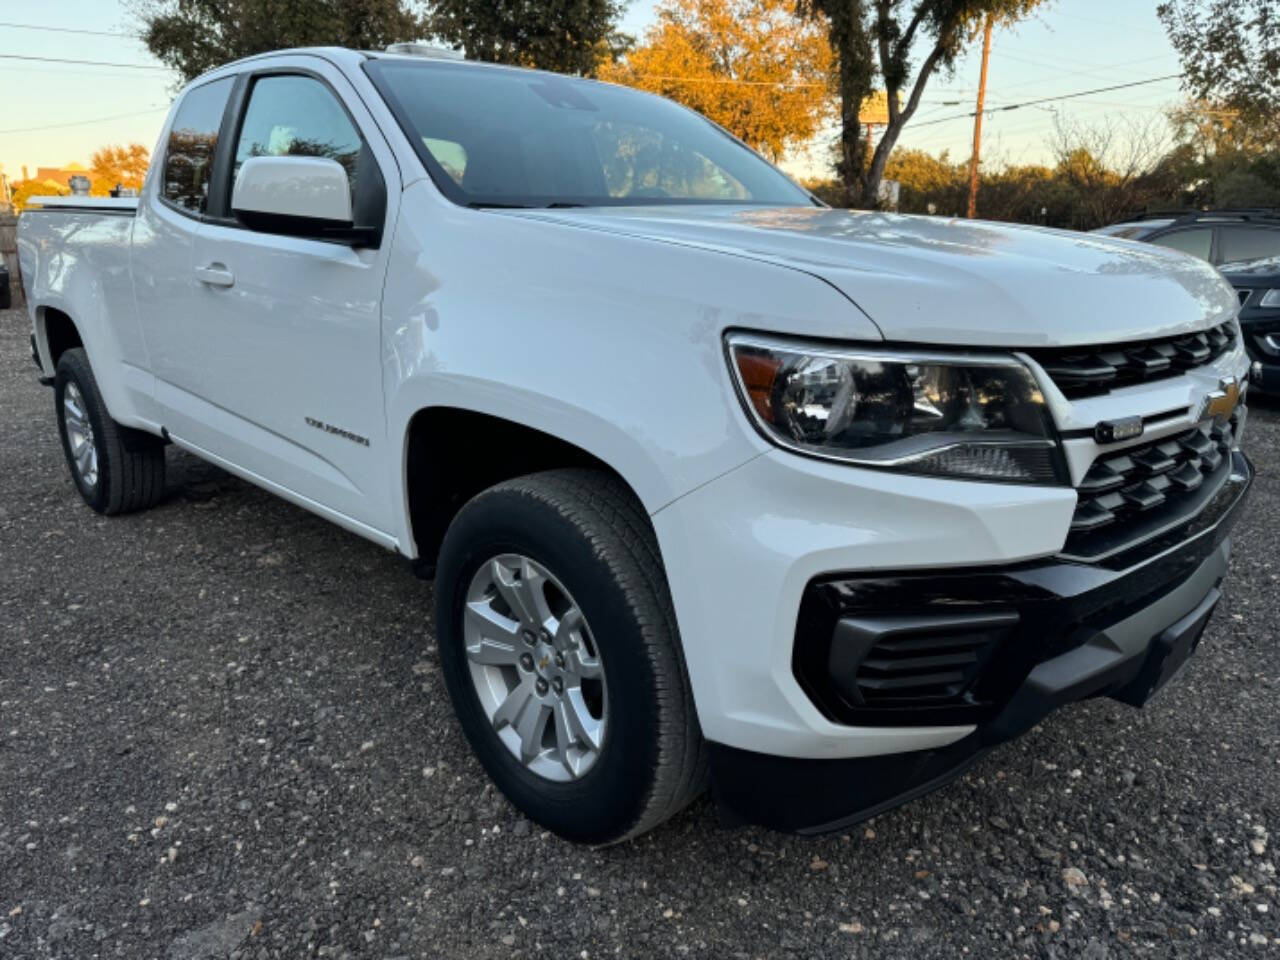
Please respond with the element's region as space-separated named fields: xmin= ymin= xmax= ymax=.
xmin=19 ymin=46 xmax=1255 ymax=843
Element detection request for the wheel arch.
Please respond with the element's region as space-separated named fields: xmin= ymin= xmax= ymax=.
xmin=33 ymin=304 xmax=85 ymax=377
xmin=401 ymin=406 xmax=660 ymax=571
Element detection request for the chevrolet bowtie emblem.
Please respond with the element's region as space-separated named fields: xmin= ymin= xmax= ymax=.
xmin=1195 ymin=376 xmax=1241 ymax=424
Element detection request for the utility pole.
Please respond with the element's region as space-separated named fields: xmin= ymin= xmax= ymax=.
xmin=967 ymin=14 xmax=994 ymax=219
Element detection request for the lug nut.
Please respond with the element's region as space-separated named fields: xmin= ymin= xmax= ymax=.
xmin=555 ymin=652 xmax=565 ymax=668
xmin=536 ymin=677 xmax=549 ymax=696
xmin=520 ymin=653 xmax=534 ymax=671
xmin=540 ymin=629 xmax=552 ymax=643
xmin=552 ymin=677 xmax=564 ymax=695
xmin=522 ymin=629 xmax=537 ymax=646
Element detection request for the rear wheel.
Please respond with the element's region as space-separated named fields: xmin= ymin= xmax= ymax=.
xmin=55 ymin=347 xmax=166 ymax=515
xmin=434 ymin=468 xmax=707 ymax=843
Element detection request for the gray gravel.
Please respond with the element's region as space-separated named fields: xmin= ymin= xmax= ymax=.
xmin=1 ymin=307 xmax=1278 ymax=959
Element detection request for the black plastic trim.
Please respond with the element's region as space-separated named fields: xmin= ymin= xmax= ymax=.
xmin=719 ymin=522 xmax=1240 ymax=833
xmin=792 ymin=452 xmax=1252 ymax=728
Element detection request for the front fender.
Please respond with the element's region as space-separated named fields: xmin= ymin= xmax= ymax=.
xmin=380 ymin=184 xmax=881 ymax=554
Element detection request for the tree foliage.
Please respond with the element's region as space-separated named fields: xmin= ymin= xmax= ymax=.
xmin=133 ymin=0 xmax=428 ymax=83
xmin=598 ymin=0 xmax=834 ymax=162
xmin=807 ymin=103 xmax=1280 ymax=230
xmin=429 ymin=0 xmax=630 ymax=74
xmin=10 ymin=180 xmax=69 ymax=213
xmin=89 ymin=144 xmax=150 ymax=195
xmin=800 ymin=0 xmax=1047 ymax=208
xmin=1158 ymin=0 xmax=1280 ymax=114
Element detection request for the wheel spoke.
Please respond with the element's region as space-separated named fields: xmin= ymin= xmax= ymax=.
xmin=492 ymin=679 xmax=535 ymax=729
xmin=553 ymin=605 xmax=584 ymax=649
xmin=551 ymin=700 xmax=581 ymax=778
xmin=563 ymin=689 xmax=604 ymax=750
xmin=490 ymin=558 xmax=551 ymax=629
xmin=570 ymin=648 xmax=603 ymax=679
xmin=75 ymin=442 xmax=93 ymax=476
xmin=64 ymin=394 xmax=85 ymax=425
xmin=515 ymin=698 xmax=552 ymax=763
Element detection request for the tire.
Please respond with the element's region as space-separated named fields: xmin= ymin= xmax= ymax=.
xmin=55 ymin=347 xmax=166 ymax=515
xmin=435 ymin=468 xmax=708 ymax=844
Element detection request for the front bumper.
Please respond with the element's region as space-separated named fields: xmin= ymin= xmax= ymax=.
xmin=708 ymin=451 xmax=1252 ymax=833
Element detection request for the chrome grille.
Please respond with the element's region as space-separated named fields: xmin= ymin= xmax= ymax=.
xmin=1066 ymin=412 xmax=1239 ymax=555
xmin=1027 ymin=321 xmax=1237 ymax=399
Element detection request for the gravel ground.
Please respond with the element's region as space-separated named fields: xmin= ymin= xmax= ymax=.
xmin=1 ymin=306 xmax=1278 ymax=959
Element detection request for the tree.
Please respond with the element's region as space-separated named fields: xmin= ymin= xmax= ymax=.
xmin=11 ymin=180 xmax=69 ymax=213
xmin=1049 ymin=114 xmax=1172 ymax=229
xmin=800 ymin=0 xmax=1047 ymax=208
xmin=133 ymin=0 xmax=427 ymax=83
xmin=89 ymin=144 xmax=150 ymax=196
xmin=1158 ymin=0 xmax=1280 ymax=115
xmin=429 ymin=0 xmax=630 ymax=75
xmin=598 ymin=0 xmax=834 ymax=162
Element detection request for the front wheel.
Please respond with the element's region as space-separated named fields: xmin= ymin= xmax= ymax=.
xmin=434 ymin=469 xmax=707 ymax=843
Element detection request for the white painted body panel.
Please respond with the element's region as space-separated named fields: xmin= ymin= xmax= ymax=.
xmin=16 ymin=47 xmax=1249 ymax=761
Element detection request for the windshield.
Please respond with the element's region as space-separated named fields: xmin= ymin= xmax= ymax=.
xmin=364 ymin=59 xmax=813 ymax=209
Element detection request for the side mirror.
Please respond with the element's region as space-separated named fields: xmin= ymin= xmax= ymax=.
xmin=231 ymin=156 xmax=374 ymax=245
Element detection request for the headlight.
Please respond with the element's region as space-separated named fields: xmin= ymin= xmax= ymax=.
xmin=726 ymin=334 xmax=1065 ymax=484
xmin=1260 ymin=289 xmax=1280 ymax=308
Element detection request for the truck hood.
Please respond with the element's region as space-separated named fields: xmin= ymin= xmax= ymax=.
xmin=505 ymin=205 xmax=1238 ymax=348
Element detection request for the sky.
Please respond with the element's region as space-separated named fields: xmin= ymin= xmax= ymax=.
xmin=0 ymin=0 xmax=1185 ymax=184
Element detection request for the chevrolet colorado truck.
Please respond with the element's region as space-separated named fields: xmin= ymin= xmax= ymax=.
xmin=18 ymin=47 xmax=1254 ymax=843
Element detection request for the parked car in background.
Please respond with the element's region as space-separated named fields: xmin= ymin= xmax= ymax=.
xmin=1220 ymin=256 xmax=1280 ymax=393
xmin=18 ymin=46 xmax=1255 ymax=843
xmin=1093 ymin=209 xmax=1280 ymax=266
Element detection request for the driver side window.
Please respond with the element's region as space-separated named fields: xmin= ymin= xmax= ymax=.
xmin=232 ymin=75 xmax=364 ymax=205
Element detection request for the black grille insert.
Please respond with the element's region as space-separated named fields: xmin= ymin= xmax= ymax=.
xmin=1065 ymin=411 xmax=1240 ymax=560
xmin=1028 ymin=321 xmax=1237 ymax=398
xmin=827 ymin=611 xmax=1018 ymax=710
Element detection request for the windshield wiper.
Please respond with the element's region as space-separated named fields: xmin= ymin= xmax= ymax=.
xmin=466 ymin=201 xmax=534 ymax=209
xmin=544 ymin=202 xmax=587 ymax=208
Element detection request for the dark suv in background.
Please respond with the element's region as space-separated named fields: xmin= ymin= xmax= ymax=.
xmin=1219 ymin=256 xmax=1280 ymax=393
xmin=1094 ymin=210 xmax=1280 ymax=392
xmin=1093 ymin=209 xmax=1280 ymax=265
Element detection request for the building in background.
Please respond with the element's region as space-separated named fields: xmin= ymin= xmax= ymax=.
xmin=33 ymin=162 xmax=91 ymax=189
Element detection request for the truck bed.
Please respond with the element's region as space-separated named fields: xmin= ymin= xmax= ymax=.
xmin=26 ymin=196 xmax=139 ymax=214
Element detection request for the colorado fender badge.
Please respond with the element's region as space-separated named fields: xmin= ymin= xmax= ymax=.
xmin=1094 ymin=415 xmax=1144 ymax=445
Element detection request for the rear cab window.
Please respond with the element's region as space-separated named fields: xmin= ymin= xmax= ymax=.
xmin=161 ymin=77 xmax=234 ymax=215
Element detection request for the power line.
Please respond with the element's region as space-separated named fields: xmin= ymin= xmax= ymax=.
xmin=910 ymin=74 xmax=1184 ymax=128
xmin=0 ymin=53 xmax=169 ymax=71
xmin=0 ymin=21 xmax=140 ymax=38
xmin=0 ymin=107 xmax=169 ymax=135
xmin=631 ymin=74 xmax=825 ymax=88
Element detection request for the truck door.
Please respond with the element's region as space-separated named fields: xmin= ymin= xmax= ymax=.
xmin=133 ymin=75 xmax=236 ymax=414
xmin=167 ymin=62 xmax=400 ymax=540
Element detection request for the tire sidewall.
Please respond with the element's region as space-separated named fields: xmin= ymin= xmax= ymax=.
xmin=54 ymin=351 xmax=110 ymax=513
xmin=436 ymin=488 xmax=664 ymax=843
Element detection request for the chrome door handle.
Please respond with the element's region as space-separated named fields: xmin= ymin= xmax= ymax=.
xmin=194 ymin=263 xmax=234 ymax=287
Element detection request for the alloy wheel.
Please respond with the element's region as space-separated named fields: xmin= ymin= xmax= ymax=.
xmin=462 ymin=554 xmax=608 ymax=782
